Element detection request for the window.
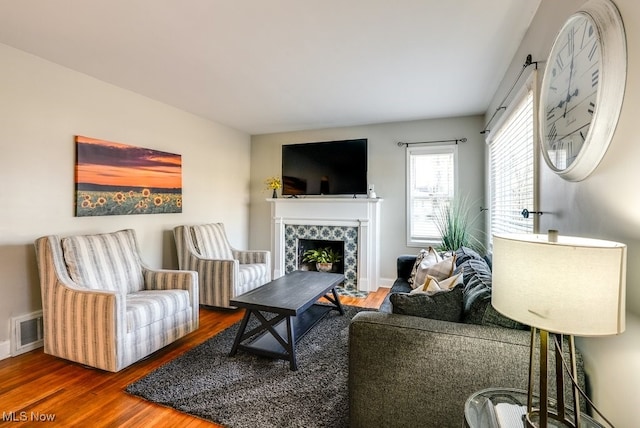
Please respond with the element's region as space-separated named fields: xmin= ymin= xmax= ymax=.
xmin=488 ymin=80 xmax=536 ymax=244
xmin=406 ymin=145 xmax=457 ymax=246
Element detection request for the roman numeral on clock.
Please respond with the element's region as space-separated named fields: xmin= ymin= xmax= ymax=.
xmin=567 ymin=30 xmax=575 ymax=56
xmin=548 ymin=123 xmax=558 ymax=141
xmin=592 ymin=69 xmax=599 ymax=87
xmin=588 ymin=101 xmax=595 ymax=115
xmin=547 ymin=109 xmax=555 ymax=121
xmin=588 ymin=41 xmax=598 ymax=61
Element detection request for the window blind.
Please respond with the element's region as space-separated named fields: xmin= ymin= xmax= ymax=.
xmin=489 ymin=89 xmax=535 ymax=239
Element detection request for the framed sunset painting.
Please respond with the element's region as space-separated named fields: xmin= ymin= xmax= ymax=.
xmin=75 ymin=136 xmax=182 ymax=216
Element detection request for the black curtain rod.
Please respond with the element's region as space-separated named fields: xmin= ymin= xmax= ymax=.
xmin=397 ymin=137 xmax=467 ymax=147
xmin=480 ymin=54 xmax=538 ymax=135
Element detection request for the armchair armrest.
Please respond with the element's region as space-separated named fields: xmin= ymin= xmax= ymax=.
xmin=183 ymin=254 xmax=239 ymax=305
xmin=143 ymin=267 xmax=199 ymax=327
xmin=232 ymin=249 xmax=270 ymax=265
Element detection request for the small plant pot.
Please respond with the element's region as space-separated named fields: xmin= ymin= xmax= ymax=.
xmin=316 ymin=262 xmax=333 ymax=273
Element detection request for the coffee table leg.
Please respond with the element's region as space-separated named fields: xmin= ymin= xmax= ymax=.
xmin=285 ymin=316 xmax=297 ymax=371
xmin=320 ymin=287 xmax=345 ymax=315
xmin=229 ymin=309 xmax=252 ymax=356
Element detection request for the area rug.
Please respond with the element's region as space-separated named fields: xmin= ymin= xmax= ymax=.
xmin=126 ymin=305 xmax=370 ymax=428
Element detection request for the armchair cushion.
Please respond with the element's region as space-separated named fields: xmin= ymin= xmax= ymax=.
xmin=190 ymin=223 xmax=234 ymax=259
xmin=61 ymin=230 xmax=144 ymax=294
xmin=126 ymin=289 xmax=191 ymax=331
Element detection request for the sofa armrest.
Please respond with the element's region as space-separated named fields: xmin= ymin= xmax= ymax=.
xmin=143 ymin=268 xmax=199 ymax=328
xmin=349 ymin=311 xmax=562 ymax=428
xmin=397 ymin=255 xmax=417 ymax=281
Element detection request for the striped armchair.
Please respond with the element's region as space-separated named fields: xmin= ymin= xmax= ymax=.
xmin=174 ymin=223 xmax=271 ymax=308
xmin=34 ymin=229 xmax=199 ymax=372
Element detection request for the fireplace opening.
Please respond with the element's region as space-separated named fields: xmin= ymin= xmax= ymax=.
xmin=297 ymin=239 xmax=344 ymax=274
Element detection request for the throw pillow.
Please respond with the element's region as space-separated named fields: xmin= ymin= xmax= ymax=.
xmin=390 ymin=284 xmax=463 ymax=322
xmin=454 ymin=246 xmax=485 ymax=266
xmin=456 ymin=258 xmax=493 ymax=324
xmin=413 ymin=254 xmax=457 ymax=288
xmin=410 ymin=272 xmax=462 ymax=295
xmin=408 ymin=247 xmax=441 ymax=285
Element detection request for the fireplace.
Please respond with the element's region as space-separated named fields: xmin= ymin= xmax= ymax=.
xmin=270 ymin=198 xmax=382 ymax=292
xmin=285 ymin=225 xmax=357 ymax=288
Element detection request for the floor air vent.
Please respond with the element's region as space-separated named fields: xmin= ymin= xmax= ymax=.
xmin=11 ymin=310 xmax=44 ymax=356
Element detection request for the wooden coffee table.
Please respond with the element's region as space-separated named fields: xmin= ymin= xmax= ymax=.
xmin=228 ymin=270 xmax=345 ymax=370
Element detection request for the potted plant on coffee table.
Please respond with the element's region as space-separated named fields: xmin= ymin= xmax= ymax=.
xmin=302 ymin=247 xmax=342 ymax=272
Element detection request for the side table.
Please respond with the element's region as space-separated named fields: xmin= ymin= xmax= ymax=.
xmin=464 ymin=387 xmax=603 ymax=428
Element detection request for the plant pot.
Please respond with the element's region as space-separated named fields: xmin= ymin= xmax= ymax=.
xmin=272 ymin=189 xmax=278 ymax=198
xmin=316 ymin=262 xmax=333 ymax=273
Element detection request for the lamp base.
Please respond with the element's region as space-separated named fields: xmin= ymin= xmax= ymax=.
xmin=526 ymin=329 xmax=582 ymax=428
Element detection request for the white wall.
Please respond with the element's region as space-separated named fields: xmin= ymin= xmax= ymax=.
xmin=487 ymin=0 xmax=640 ymax=425
xmin=249 ymin=116 xmax=485 ymax=286
xmin=0 ymin=43 xmax=252 ymax=353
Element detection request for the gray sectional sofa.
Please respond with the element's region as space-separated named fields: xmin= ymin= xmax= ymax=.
xmin=348 ymin=248 xmax=585 ymax=428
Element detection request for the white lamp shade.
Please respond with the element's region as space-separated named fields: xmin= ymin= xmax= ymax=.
xmin=492 ymin=233 xmax=626 ymax=336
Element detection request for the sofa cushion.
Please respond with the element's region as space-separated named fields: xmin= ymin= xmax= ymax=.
xmin=390 ymin=284 xmax=463 ymax=322
xmin=126 ymin=289 xmax=191 ymax=332
xmin=190 ymin=223 xmax=234 ymax=259
xmin=482 ymin=303 xmax=529 ymax=330
xmin=62 ymin=230 xmax=144 ymax=294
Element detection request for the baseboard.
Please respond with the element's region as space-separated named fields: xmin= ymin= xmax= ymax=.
xmin=377 ymin=277 xmax=394 ymax=289
xmin=0 ymin=340 xmax=11 ymax=360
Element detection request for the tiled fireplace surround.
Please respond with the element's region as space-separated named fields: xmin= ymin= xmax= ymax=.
xmin=270 ymin=198 xmax=382 ymax=293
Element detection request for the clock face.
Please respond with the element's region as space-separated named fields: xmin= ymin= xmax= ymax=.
xmin=541 ymin=13 xmax=600 ymax=172
xmin=539 ymin=0 xmax=627 ymax=182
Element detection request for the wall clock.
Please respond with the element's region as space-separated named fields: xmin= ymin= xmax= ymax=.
xmin=539 ymin=0 xmax=626 ymax=181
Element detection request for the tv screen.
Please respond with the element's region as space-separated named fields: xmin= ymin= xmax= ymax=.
xmin=282 ymin=139 xmax=368 ymax=196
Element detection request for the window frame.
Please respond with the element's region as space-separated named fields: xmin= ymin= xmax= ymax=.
xmin=405 ymin=144 xmax=459 ymax=247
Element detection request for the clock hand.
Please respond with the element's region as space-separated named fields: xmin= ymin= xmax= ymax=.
xmin=564 ymin=58 xmax=575 ymax=118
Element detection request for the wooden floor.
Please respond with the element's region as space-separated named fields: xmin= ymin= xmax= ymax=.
xmin=0 ymin=289 xmax=388 ymax=427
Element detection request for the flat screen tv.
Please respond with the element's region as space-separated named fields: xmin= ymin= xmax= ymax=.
xmin=281 ymin=138 xmax=367 ymax=196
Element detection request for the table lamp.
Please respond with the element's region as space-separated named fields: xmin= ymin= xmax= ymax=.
xmin=492 ymin=232 xmax=626 ymax=428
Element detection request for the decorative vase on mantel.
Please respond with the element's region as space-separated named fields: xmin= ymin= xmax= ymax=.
xmin=272 ymin=189 xmax=278 ymax=199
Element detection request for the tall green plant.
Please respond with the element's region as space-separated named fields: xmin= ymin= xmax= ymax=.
xmin=434 ymin=195 xmax=485 ymax=253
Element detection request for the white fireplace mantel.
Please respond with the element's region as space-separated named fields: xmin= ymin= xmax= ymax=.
xmin=269 ymin=198 xmax=382 ymax=292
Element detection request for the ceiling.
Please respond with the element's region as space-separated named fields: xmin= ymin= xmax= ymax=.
xmin=0 ymin=0 xmax=541 ymax=135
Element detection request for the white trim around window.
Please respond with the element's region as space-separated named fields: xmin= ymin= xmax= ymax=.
xmin=406 ymin=144 xmax=458 ymax=247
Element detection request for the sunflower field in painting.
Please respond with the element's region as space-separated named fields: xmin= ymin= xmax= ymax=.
xmin=76 ymin=188 xmax=182 ymax=216
xmin=75 ymin=136 xmax=182 ymax=217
